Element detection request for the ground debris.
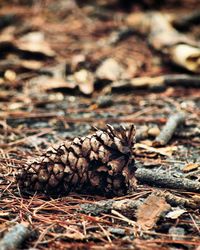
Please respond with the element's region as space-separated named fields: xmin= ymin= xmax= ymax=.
xmin=126 ymin=11 xmax=200 ymax=72
xmin=80 ymin=198 xmax=142 ymax=215
xmin=153 ymin=112 xmax=186 ymax=146
xmin=0 ymin=223 xmax=31 ymax=250
xmin=96 ymin=58 xmax=125 ymax=81
xmin=135 ymin=166 xmax=200 ymax=192
xmin=136 ymin=194 xmax=171 ymax=230
xmin=111 ymin=74 xmax=200 ymax=91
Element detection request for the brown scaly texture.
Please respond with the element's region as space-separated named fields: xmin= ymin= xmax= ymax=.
xmin=17 ymin=124 xmax=136 ymax=196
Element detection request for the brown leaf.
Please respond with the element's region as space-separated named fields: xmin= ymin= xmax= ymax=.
xmin=96 ymin=58 xmax=125 ymax=81
xmin=136 ymin=194 xmax=171 ymax=230
xmin=17 ymin=31 xmax=55 ymax=57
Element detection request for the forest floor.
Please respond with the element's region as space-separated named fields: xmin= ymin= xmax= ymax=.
xmin=0 ymin=0 xmax=200 ymax=249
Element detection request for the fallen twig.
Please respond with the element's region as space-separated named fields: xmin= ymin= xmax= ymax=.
xmin=154 ymin=190 xmax=198 ymax=208
xmin=153 ymin=112 xmax=186 ymax=146
xmin=80 ymin=198 xmax=142 ymax=215
xmin=135 ymin=167 xmax=200 ymax=193
xmin=111 ymin=74 xmax=200 ymax=91
xmin=79 ymin=188 xmax=199 ymax=216
xmin=0 ymin=223 xmax=31 ymax=250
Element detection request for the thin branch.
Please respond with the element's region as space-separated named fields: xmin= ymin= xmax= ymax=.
xmin=135 ymin=167 xmax=200 ymax=193
xmin=153 ymin=112 xmax=186 ymax=146
xmin=80 ymin=198 xmax=142 ymax=215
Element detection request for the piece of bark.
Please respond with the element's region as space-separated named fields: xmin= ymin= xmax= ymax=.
xmin=80 ymin=198 xmax=142 ymax=215
xmin=0 ymin=223 xmax=31 ymax=250
xmin=182 ymin=163 xmax=200 ymax=173
xmin=135 ymin=167 xmax=200 ymax=193
xmin=136 ymin=194 xmax=170 ymax=230
xmin=126 ymin=12 xmax=200 ymax=73
xmin=153 ymin=112 xmax=186 ymax=146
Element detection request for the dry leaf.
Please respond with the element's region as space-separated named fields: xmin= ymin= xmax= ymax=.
xmin=17 ymin=31 xmax=55 ymax=57
xmin=136 ymin=194 xmax=171 ymax=230
xmin=96 ymin=58 xmax=125 ymax=81
xmin=166 ymin=208 xmax=186 ymax=219
xmin=135 ymin=143 xmax=177 ymax=157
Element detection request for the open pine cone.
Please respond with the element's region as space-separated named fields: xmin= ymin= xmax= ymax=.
xmin=17 ymin=124 xmax=136 ymax=196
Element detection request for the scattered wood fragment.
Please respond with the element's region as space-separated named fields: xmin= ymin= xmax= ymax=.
xmin=166 ymin=208 xmax=186 ymax=219
xmin=164 ymin=74 xmax=200 ymax=88
xmin=135 ymin=167 xmax=200 ymax=193
xmin=135 ymin=143 xmax=177 ymax=157
xmin=153 ymin=112 xmax=186 ymax=146
xmin=173 ymin=10 xmax=200 ymax=30
xmin=136 ymin=194 xmax=170 ymax=230
xmin=135 ymin=125 xmax=160 ymax=142
xmin=80 ymin=198 xmax=142 ymax=215
xmin=111 ymin=74 xmax=200 ymax=91
xmin=182 ymin=163 xmax=200 ymax=173
xmin=0 ymin=223 xmax=31 ymax=250
xmin=126 ymin=12 xmax=200 ymax=72
xmin=79 ymin=189 xmax=199 ymax=216
xmin=154 ymin=190 xmax=198 ymax=208
xmin=96 ymin=58 xmax=125 ymax=81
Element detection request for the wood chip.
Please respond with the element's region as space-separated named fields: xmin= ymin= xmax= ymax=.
xmin=182 ymin=163 xmax=200 ymax=173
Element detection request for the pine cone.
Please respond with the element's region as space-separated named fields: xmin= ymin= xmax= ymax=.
xmin=17 ymin=124 xmax=136 ymax=196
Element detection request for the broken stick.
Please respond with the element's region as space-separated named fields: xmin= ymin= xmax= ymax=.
xmin=0 ymin=223 xmax=31 ymax=250
xmin=135 ymin=167 xmax=200 ymax=193
xmin=111 ymin=74 xmax=200 ymax=92
xmin=80 ymin=198 xmax=142 ymax=215
xmin=79 ymin=189 xmax=199 ymax=216
xmin=153 ymin=112 xmax=186 ymax=146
